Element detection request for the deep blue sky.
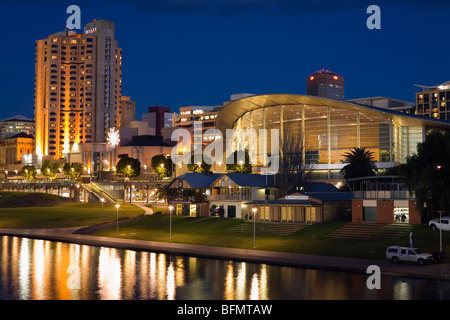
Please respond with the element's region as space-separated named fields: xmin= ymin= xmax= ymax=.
xmin=0 ymin=0 xmax=449 ymax=120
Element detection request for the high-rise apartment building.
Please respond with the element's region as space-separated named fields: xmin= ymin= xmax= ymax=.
xmin=34 ymin=19 xmax=122 ymax=159
xmin=415 ymin=81 xmax=450 ymax=121
xmin=307 ymin=69 xmax=345 ymax=100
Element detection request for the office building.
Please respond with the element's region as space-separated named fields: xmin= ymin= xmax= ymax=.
xmin=120 ymin=96 xmax=136 ymax=127
xmin=34 ymin=19 xmax=122 ymax=159
xmin=0 ymin=115 xmax=35 ymax=140
xmin=142 ymin=106 xmax=171 ymax=136
xmin=307 ymin=69 xmax=345 ymax=100
xmin=415 ymin=81 xmax=450 ymax=121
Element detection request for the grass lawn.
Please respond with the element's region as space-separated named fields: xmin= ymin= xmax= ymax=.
xmin=2 ymin=192 xmax=449 ymax=260
xmin=0 ymin=202 xmax=145 ymax=228
xmin=92 ymin=214 xmax=450 ymax=260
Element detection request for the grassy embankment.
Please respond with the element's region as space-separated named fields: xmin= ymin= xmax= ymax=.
xmin=93 ymin=210 xmax=450 ymax=260
xmin=0 ymin=192 xmax=144 ymax=228
xmin=1 ymin=191 xmax=449 ymax=260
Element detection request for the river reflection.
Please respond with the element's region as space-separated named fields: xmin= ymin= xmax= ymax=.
xmin=1 ymin=236 xmax=450 ymax=300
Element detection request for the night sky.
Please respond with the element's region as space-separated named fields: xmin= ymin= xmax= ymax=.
xmin=0 ymin=0 xmax=449 ymax=120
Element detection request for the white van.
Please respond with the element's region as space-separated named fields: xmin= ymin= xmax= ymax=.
xmin=386 ymin=245 xmax=432 ymax=265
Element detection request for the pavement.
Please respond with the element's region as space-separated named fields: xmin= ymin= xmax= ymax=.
xmin=1 ymin=223 xmax=450 ymax=281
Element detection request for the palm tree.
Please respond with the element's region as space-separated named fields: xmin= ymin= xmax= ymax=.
xmin=340 ymin=147 xmax=378 ymax=181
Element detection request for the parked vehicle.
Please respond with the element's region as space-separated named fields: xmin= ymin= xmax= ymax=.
xmin=429 ymin=216 xmax=450 ymax=231
xmin=386 ymin=245 xmax=433 ymax=265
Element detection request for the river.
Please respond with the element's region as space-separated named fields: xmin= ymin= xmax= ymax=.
xmin=1 ymin=235 xmax=450 ymax=300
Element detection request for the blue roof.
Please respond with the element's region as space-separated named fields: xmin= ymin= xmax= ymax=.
xmin=169 ymin=172 xmax=276 ymax=188
xmin=245 ymin=200 xmax=320 ymax=205
xmin=172 ymin=173 xmax=222 ymax=188
xmin=304 ymin=182 xmax=339 ymax=192
xmin=225 ymin=173 xmax=275 ymax=187
xmin=305 ymin=192 xmax=353 ymax=202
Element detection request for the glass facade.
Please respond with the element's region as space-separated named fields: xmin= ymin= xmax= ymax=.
xmin=233 ymin=103 xmax=425 ymax=167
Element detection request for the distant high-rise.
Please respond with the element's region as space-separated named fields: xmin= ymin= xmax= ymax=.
xmin=0 ymin=115 xmax=35 ymax=140
xmin=120 ymin=96 xmax=136 ymax=127
xmin=142 ymin=106 xmax=172 ymax=136
xmin=307 ymin=70 xmax=345 ymax=100
xmin=34 ymin=19 xmax=122 ymax=159
xmin=415 ymin=81 xmax=450 ymax=121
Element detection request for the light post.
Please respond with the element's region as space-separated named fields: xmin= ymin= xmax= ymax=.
xmin=100 ymin=198 xmax=105 ymax=222
xmin=168 ymin=205 xmax=174 ymax=241
xmin=252 ymin=207 xmax=257 ymax=249
xmin=438 ymin=210 xmax=445 ymax=252
xmin=130 ymin=185 xmax=135 ymax=203
xmin=115 ymin=204 xmax=120 ymax=236
xmin=160 ymin=163 xmax=164 ymax=180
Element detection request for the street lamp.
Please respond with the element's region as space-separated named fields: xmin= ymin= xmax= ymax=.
xmin=115 ymin=204 xmax=120 ymax=236
xmin=100 ymin=198 xmax=105 ymax=222
xmin=168 ymin=205 xmax=174 ymax=241
xmin=438 ymin=210 xmax=445 ymax=252
xmin=252 ymin=207 xmax=258 ymax=249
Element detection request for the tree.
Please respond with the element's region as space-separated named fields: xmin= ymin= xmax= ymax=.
xmin=151 ymin=155 xmax=173 ymax=177
xmin=21 ymin=165 xmax=36 ymax=181
xmin=116 ymin=157 xmax=141 ymax=178
xmin=340 ymin=147 xmax=378 ymax=181
xmin=226 ymin=150 xmax=252 ymax=173
xmin=42 ymin=160 xmax=60 ymax=180
xmin=399 ymin=130 xmax=450 ymax=220
xmin=63 ymin=162 xmax=83 ymax=180
xmin=186 ymin=153 xmax=212 ymax=173
xmin=154 ymin=183 xmax=169 ymax=202
xmin=275 ymin=122 xmax=309 ymax=197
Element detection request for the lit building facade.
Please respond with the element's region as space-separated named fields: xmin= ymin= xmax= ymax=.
xmin=216 ymin=94 xmax=450 ymax=180
xmin=307 ymin=70 xmax=345 ymax=100
xmin=0 ymin=132 xmax=34 ymax=173
xmin=415 ymin=81 xmax=450 ymax=121
xmin=0 ymin=115 xmax=35 ymax=140
xmin=178 ymin=105 xmax=222 ymax=144
xmin=34 ymin=19 xmax=122 ymax=159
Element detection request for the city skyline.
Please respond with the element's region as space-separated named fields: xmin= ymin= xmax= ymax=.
xmin=1 ymin=1 xmax=450 ymax=121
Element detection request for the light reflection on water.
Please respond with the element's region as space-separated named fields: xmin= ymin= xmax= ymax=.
xmin=1 ymin=235 xmax=450 ymax=300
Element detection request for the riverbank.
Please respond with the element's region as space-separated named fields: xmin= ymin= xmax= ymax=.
xmin=1 ymin=224 xmax=449 ymax=281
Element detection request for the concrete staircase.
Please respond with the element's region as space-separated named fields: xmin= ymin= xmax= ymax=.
xmin=327 ymin=222 xmax=410 ymax=241
xmin=227 ymin=222 xmax=307 ymax=236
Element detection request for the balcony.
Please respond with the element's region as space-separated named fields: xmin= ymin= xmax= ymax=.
xmin=353 ymin=190 xmax=415 ymax=200
xmin=207 ymin=194 xmax=250 ymax=201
